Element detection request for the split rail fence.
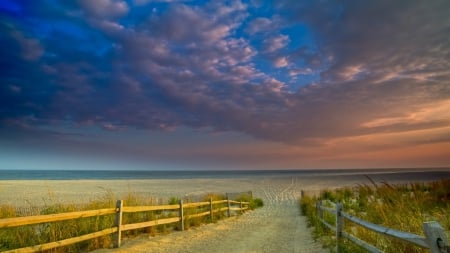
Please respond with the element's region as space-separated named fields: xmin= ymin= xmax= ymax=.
xmin=316 ymin=200 xmax=450 ymax=253
xmin=0 ymin=198 xmax=249 ymax=253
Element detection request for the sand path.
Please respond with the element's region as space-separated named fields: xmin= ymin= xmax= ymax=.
xmin=94 ymin=177 xmax=327 ymax=253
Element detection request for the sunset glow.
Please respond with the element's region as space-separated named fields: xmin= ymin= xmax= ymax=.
xmin=1 ymin=0 xmax=449 ymax=170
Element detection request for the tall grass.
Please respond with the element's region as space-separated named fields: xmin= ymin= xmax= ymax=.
xmin=0 ymin=191 xmax=261 ymax=252
xmin=0 ymin=198 xmax=116 ymax=252
xmin=300 ymin=179 xmax=450 ymax=253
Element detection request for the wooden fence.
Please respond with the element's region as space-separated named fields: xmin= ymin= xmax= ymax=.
xmin=316 ymin=200 xmax=450 ymax=253
xmin=0 ymin=198 xmax=249 ymax=253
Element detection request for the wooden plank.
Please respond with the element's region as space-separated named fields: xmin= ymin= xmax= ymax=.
xmin=227 ymin=200 xmax=249 ymax=205
xmin=217 ymin=207 xmax=229 ymax=212
xmin=318 ymin=217 xmax=336 ymax=232
xmin=179 ymin=200 xmax=184 ymax=231
xmin=227 ymin=198 xmax=231 ymax=217
xmin=114 ymin=200 xmax=123 ymax=248
xmin=317 ymin=201 xmax=323 ymax=220
xmin=336 ymin=203 xmax=343 ymax=253
xmin=319 ymin=206 xmax=336 ymax=214
xmin=423 ymin=221 xmax=448 ymax=253
xmin=186 ymin=211 xmax=210 ymax=219
xmin=121 ymin=217 xmax=180 ymax=231
xmin=212 ymin=200 xmax=228 ymax=204
xmin=209 ymin=197 xmax=213 ymax=221
xmin=341 ymin=212 xmax=428 ymax=248
xmin=342 ymin=231 xmax=382 ymax=253
xmin=0 ymin=208 xmax=117 ymax=228
xmin=229 ymin=207 xmax=244 ymax=211
xmin=3 ymin=227 xmax=118 ymax=253
xmin=183 ymin=202 xmax=210 ymax=208
xmin=122 ymin=204 xmax=179 ymax=213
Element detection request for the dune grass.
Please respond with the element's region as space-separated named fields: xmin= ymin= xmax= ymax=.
xmin=0 ymin=190 xmax=261 ymax=252
xmin=300 ymin=179 xmax=450 ymax=253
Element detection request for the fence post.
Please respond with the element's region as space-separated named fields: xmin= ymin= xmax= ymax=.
xmin=227 ymin=196 xmax=231 ymax=217
xmin=114 ymin=200 xmax=123 ymax=248
xmin=317 ymin=200 xmax=323 ymax=220
xmin=423 ymin=221 xmax=449 ymax=253
xmin=301 ymin=190 xmax=305 ymax=199
xmin=316 ymin=201 xmax=319 ymax=218
xmin=336 ymin=203 xmax=343 ymax=253
xmin=210 ymin=197 xmax=213 ymax=221
xmin=179 ymin=199 xmax=184 ymax=231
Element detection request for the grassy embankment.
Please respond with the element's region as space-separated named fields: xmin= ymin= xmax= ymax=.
xmin=300 ymin=179 xmax=450 ymax=253
xmin=0 ymin=191 xmax=263 ymax=252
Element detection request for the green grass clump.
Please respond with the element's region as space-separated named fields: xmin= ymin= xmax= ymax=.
xmin=300 ymin=179 xmax=450 ymax=253
xmin=235 ymin=193 xmax=264 ymax=210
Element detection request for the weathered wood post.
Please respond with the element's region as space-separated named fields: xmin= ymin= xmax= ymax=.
xmin=227 ymin=196 xmax=231 ymax=217
xmin=209 ymin=197 xmax=214 ymax=221
xmin=336 ymin=203 xmax=343 ymax=253
xmin=316 ymin=201 xmax=319 ymax=218
xmin=423 ymin=221 xmax=449 ymax=253
xmin=114 ymin=200 xmax=123 ymax=248
xmin=240 ymin=201 xmax=243 ymax=214
xmin=317 ymin=200 xmax=323 ymax=220
xmin=301 ymin=190 xmax=305 ymax=199
xmin=179 ymin=199 xmax=184 ymax=231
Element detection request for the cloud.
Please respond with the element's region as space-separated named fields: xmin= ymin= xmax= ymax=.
xmin=78 ymin=0 xmax=129 ymax=18
xmin=273 ymin=57 xmax=288 ymax=68
xmin=288 ymin=68 xmax=312 ymax=76
xmin=10 ymin=31 xmax=44 ymax=61
xmin=102 ymin=123 xmax=126 ymax=131
xmin=263 ymin=34 xmax=290 ymax=53
xmin=361 ymin=100 xmax=450 ymax=129
xmin=261 ymin=78 xmax=286 ymax=93
xmin=283 ymin=1 xmax=450 ymax=86
xmin=245 ymin=16 xmax=282 ymax=35
xmin=1 ymin=0 xmax=449 ymax=170
xmin=95 ymin=20 xmax=125 ymax=34
xmin=339 ymin=64 xmax=367 ymax=82
xmin=133 ymin=0 xmax=190 ymax=5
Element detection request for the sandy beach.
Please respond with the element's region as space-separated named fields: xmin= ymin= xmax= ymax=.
xmin=1 ymin=170 xmax=449 ymax=252
xmin=1 ymin=169 xmax=449 ymax=207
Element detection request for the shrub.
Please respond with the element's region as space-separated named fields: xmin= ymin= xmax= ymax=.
xmin=300 ymin=179 xmax=450 ymax=253
xmin=235 ymin=194 xmax=264 ymax=210
xmin=251 ymin=198 xmax=264 ymax=209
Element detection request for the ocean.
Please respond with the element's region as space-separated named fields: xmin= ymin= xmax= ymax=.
xmin=1 ymin=168 xmax=450 ymax=180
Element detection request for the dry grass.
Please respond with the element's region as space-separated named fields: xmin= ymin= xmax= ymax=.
xmin=0 ymin=190 xmax=259 ymax=252
xmin=300 ymin=179 xmax=450 ymax=253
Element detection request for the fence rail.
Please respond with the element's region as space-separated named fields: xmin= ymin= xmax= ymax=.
xmin=316 ymin=200 xmax=450 ymax=253
xmin=0 ymin=197 xmax=249 ymax=253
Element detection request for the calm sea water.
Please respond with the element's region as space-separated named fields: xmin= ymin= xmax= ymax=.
xmin=1 ymin=168 xmax=449 ymax=180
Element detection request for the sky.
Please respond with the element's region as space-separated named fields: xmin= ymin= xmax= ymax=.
xmin=1 ymin=0 xmax=450 ymax=171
